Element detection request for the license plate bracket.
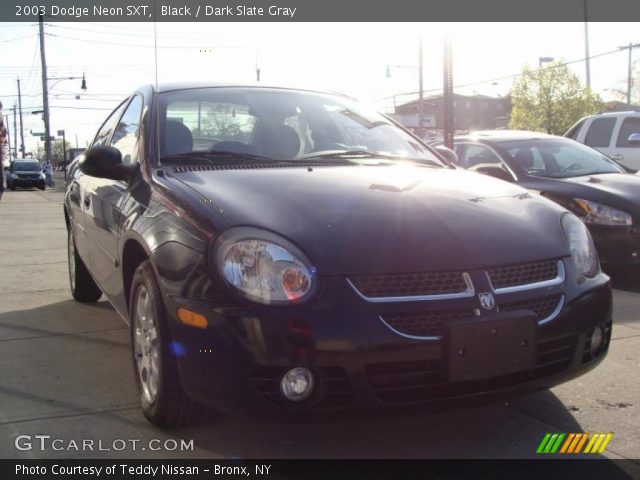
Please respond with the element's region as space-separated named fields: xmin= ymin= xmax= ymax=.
xmin=448 ymin=312 xmax=536 ymax=383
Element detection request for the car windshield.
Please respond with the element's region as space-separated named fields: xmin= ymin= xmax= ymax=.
xmin=499 ymin=138 xmax=624 ymax=178
xmin=158 ymin=87 xmax=444 ymax=167
xmin=14 ymin=162 xmax=41 ymax=172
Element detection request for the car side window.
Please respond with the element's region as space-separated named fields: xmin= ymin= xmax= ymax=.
xmin=460 ymin=144 xmax=502 ymax=168
xmin=565 ymin=119 xmax=585 ymax=140
xmin=110 ymin=95 xmax=143 ymax=165
xmin=93 ymin=100 xmax=129 ymax=147
xmin=584 ymin=118 xmax=616 ymax=148
xmin=616 ymin=117 xmax=640 ymax=148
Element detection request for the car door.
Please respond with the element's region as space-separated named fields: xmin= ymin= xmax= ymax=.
xmin=610 ymin=116 xmax=640 ymax=170
xmin=581 ymin=116 xmax=617 ymax=160
xmin=83 ymin=95 xmax=143 ymax=304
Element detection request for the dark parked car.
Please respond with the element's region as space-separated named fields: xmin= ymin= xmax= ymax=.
xmin=444 ymin=131 xmax=640 ymax=266
xmin=65 ymin=85 xmax=612 ymax=427
xmin=7 ymin=159 xmax=45 ymax=190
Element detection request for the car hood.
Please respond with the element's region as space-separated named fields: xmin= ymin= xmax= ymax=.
xmin=547 ymin=173 xmax=640 ymax=215
xmin=561 ymin=173 xmax=640 ymax=196
xmin=171 ymin=165 xmax=570 ymax=275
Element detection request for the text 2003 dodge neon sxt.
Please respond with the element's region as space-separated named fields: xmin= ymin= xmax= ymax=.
xmin=64 ymin=84 xmax=612 ymax=427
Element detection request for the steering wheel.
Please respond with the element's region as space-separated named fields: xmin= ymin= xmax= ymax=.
xmin=561 ymin=162 xmax=582 ymax=172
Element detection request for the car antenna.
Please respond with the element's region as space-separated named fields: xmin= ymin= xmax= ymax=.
xmin=153 ymin=8 xmax=163 ymax=174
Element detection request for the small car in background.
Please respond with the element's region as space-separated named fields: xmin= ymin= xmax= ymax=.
xmin=447 ymin=131 xmax=640 ymax=266
xmin=565 ymin=111 xmax=640 ymax=172
xmin=6 ymin=159 xmax=46 ymax=190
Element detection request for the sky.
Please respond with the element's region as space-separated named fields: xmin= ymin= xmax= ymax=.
xmin=1 ymin=21 xmax=639 ymax=156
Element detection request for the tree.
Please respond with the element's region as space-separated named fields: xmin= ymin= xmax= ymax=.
xmin=51 ymin=139 xmax=71 ymax=163
xmin=509 ymin=61 xmax=604 ymax=135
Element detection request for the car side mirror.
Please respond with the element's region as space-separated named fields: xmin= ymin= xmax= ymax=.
xmin=475 ymin=165 xmax=515 ymax=182
xmin=79 ymin=146 xmax=135 ymax=181
xmin=435 ymin=146 xmax=459 ymax=165
xmin=627 ymin=133 xmax=640 ymax=146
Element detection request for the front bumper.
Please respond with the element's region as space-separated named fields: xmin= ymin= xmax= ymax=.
xmin=589 ymin=224 xmax=640 ymax=264
xmin=11 ymin=177 xmax=46 ymax=188
xmin=163 ymin=277 xmax=613 ymax=415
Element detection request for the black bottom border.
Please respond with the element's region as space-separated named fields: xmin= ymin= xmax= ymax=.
xmin=4 ymin=459 xmax=640 ymax=480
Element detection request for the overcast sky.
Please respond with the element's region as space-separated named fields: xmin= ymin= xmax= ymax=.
xmin=1 ymin=21 xmax=639 ymax=155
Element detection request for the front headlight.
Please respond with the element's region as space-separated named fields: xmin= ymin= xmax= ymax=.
xmin=11 ymin=173 xmax=18 ymax=179
xmin=561 ymin=213 xmax=599 ymax=279
xmin=212 ymin=227 xmax=317 ymax=305
xmin=574 ymin=198 xmax=632 ymax=226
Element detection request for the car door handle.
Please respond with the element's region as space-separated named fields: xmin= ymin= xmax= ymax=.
xmin=83 ymin=195 xmax=91 ymax=208
xmin=611 ymin=154 xmax=624 ymax=161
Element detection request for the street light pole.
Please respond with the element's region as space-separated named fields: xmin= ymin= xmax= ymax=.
xmin=584 ymin=0 xmax=591 ymax=89
xmin=38 ymin=14 xmax=51 ymax=165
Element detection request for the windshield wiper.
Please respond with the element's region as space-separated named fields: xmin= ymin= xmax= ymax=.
xmin=301 ymin=150 xmax=443 ymax=168
xmin=161 ymin=150 xmax=277 ymax=163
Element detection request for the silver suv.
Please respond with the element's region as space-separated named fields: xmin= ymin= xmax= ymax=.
xmin=565 ymin=111 xmax=640 ymax=172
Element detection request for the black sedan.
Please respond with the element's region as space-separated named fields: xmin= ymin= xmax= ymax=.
xmin=65 ymin=85 xmax=612 ymax=427
xmin=447 ymin=131 xmax=640 ymax=266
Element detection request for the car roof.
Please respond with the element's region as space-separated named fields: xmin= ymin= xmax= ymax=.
xmin=589 ymin=110 xmax=640 ymax=117
xmin=456 ymin=130 xmax=562 ymax=143
xmin=141 ymin=82 xmax=350 ymax=98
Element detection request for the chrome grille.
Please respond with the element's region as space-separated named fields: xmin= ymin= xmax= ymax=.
xmin=488 ymin=259 xmax=559 ymax=290
xmin=500 ymin=294 xmax=563 ymax=323
xmin=348 ymin=271 xmax=470 ymax=299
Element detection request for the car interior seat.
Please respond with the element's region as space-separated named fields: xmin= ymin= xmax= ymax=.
xmin=252 ymin=122 xmax=301 ymax=159
xmin=164 ymin=120 xmax=194 ymax=156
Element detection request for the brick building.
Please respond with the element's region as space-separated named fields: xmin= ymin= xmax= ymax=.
xmin=391 ymin=93 xmax=512 ymax=134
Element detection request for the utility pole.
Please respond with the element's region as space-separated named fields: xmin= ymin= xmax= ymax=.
xmin=17 ymin=78 xmax=25 ymax=157
xmin=418 ymin=36 xmax=424 ymax=139
xmin=13 ymin=105 xmax=17 ymax=159
xmin=6 ymin=115 xmax=12 ymax=162
xmin=443 ymin=37 xmax=454 ymax=150
xmin=584 ymin=0 xmax=591 ymax=89
xmin=618 ymin=43 xmax=640 ymax=106
xmin=38 ymin=14 xmax=51 ymax=164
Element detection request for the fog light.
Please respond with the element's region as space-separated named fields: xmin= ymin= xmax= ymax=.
xmin=590 ymin=326 xmax=605 ymax=356
xmin=280 ymin=367 xmax=314 ymax=401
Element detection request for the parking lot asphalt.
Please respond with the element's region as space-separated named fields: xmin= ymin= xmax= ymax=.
xmin=0 ymin=178 xmax=638 ymax=469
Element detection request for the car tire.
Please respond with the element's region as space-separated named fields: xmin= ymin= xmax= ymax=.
xmin=68 ymin=229 xmax=102 ymax=302
xmin=10 ymin=185 xmax=15 ymax=191
xmin=129 ymin=260 xmax=205 ymax=428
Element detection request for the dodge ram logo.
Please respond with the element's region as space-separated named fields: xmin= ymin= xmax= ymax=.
xmin=479 ymin=292 xmax=495 ymax=310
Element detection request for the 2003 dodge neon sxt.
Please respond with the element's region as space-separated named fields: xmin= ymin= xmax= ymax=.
xmin=64 ymin=84 xmax=612 ymax=427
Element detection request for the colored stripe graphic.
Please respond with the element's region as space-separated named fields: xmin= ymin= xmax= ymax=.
xmin=537 ymin=433 xmax=613 ymax=454
xmin=567 ymin=433 xmax=583 ymax=453
xmin=597 ymin=434 xmax=613 ymax=454
xmin=574 ymin=433 xmax=589 ymax=453
xmin=560 ymin=433 xmax=575 ymax=453
xmin=536 ymin=433 xmax=552 ymax=454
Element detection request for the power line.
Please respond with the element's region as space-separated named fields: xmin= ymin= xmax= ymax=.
xmin=45 ymin=32 xmax=245 ymax=50
xmin=375 ymin=46 xmax=631 ymax=103
xmin=0 ymin=33 xmax=37 ymax=43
